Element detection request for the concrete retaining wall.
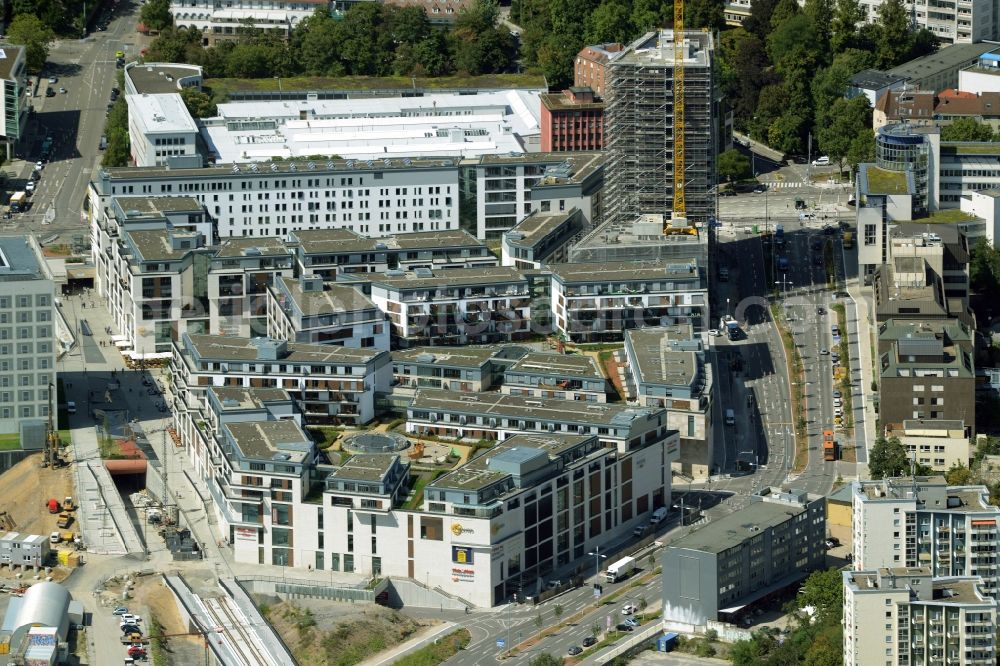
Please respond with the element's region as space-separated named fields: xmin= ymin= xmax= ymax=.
xmin=236 ymin=575 xmax=375 ymax=603
xmin=383 ymin=578 xmax=468 ymax=610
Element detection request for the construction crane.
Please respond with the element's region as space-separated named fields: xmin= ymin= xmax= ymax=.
xmin=42 ymin=382 xmax=62 ymax=468
xmin=665 ymin=1 xmax=698 ymax=236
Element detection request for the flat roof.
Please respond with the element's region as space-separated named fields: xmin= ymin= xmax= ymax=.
xmin=224 ymin=420 xmax=311 ymax=461
xmin=410 ymin=389 xmax=658 ymax=427
xmin=126 ymin=63 xmax=202 ymax=94
xmin=540 ymin=92 xmax=605 ymax=111
xmin=213 ymin=237 xmax=292 ymax=259
xmin=367 ymin=266 xmax=526 ymax=289
xmin=506 ymin=352 xmax=603 ymax=379
xmin=667 ymin=500 xmax=807 ymax=554
xmin=278 ymin=278 xmax=377 ymax=315
xmin=887 ymin=44 xmax=999 ymax=81
xmin=850 ymin=69 xmax=906 ymax=89
xmin=330 ymin=453 xmax=398 ymax=482
xmin=430 ymin=433 xmax=594 ymax=491
xmin=469 ymin=151 xmax=605 ymax=185
xmin=114 ymin=196 xmax=203 ymax=218
xmin=392 ymin=346 xmax=499 ymax=368
xmin=548 ymin=260 xmax=700 ymax=283
xmin=864 ymin=166 xmax=911 ymax=195
xmin=127 ymin=94 xmax=198 ymax=133
xmin=100 ymin=155 xmax=460 ymax=182
xmin=505 ymin=209 xmax=579 ymax=248
xmin=0 ymin=46 xmax=24 ymax=81
xmin=209 ymin=386 xmax=291 ymax=410
xmin=123 ymin=229 xmax=194 ymax=262
xmin=625 ymin=327 xmax=699 ymax=387
xmin=184 ymin=334 xmax=382 ymax=365
xmin=292 ymin=228 xmax=484 ymax=255
xmin=202 ymin=90 xmax=541 ymax=162
xmin=0 ymin=237 xmax=45 ymax=277
xmin=611 ymin=30 xmax=714 ymax=68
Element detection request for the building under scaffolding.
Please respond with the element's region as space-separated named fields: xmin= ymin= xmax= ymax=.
xmin=603 ymin=30 xmax=717 ymax=231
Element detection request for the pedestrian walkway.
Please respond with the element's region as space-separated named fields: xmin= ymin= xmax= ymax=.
xmin=846 ymin=279 xmax=876 ymax=477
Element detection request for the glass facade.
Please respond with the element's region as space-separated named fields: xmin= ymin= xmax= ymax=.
xmin=876 ymin=125 xmax=930 ymax=214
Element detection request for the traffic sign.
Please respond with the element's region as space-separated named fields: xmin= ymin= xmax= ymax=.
xmin=496 ymin=639 xmax=506 ymax=649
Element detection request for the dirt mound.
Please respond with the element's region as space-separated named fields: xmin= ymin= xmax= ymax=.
xmin=0 ymin=453 xmax=74 ymax=536
xmin=263 ymin=601 xmax=424 ymax=666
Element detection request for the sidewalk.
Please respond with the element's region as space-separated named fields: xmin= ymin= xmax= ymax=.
xmin=845 ymin=278 xmax=875 ymax=478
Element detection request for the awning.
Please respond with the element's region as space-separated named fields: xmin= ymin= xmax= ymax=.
xmin=114 ymin=340 xmax=131 ymax=348
xmin=128 ymin=351 xmax=172 ymax=360
xmin=110 ymin=335 xmax=127 ymax=342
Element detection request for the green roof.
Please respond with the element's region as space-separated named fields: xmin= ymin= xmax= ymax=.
xmin=208 ymin=73 xmax=547 ymax=96
xmin=866 ymin=167 xmax=909 ymax=195
xmin=923 ymin=209 xmax=978 ymax=223
xmin=941 ymin=142 xmax=1000 ymax=155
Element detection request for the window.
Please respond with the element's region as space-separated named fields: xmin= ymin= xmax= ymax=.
xmin=344 ymin=554 xmax=354 ymax=572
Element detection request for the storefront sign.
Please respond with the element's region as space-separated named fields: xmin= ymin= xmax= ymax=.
xmin=235 ymin=528 xmax=256 ymax=541
xmin=451 ymin=567 xmax=475 ymax=582
xmin=452 ymin=546 xmax=474 ymax=564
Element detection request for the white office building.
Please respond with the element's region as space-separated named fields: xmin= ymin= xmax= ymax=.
xmin=0 ymin=238 xmax=56 ymax=441
xmin=0 ymin=46 xmax=28 ymax=156
xmin=169 ymin=0 xmax=328 ymax=44
xmin=859 ymin=0 xmax=995 ymax=43
xmin=127 ymin=94 xmax=200 ymax=167
xmin=200 ymin=91 xmax=543 ymax=164
xmin=88 ymin=158 xmax=461 ymax=239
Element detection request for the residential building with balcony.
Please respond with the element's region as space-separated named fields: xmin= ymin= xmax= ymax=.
xmin=852 ymin=477 xmax=1000 ymax=599
xmin=207 ymin=237 xmax=295 ymax=338
xmin=501 ymin=208 xmax=584 ymax=270
xmin=623 ymin=325 xmax=714 ymax=478
xmin=406 ymin=389 xmax=679 ymax=458
xmin=289 ymin=228 xmax=495 ymax=280
xmin=662 ymin=487 xmax=826 ymax=631
xmin=168 ymin=0 xmax=327 ymax=44
xmin=362 ymin=267 xmax=536 ymax=348
xmin=548 ymin=261 xmax=707 ymax=343
xmin=391 ymin=347 xmax=501 ymax=395
xmin=843 ymin=567 xmax=996 ymax=666
xmin=465 ymin=151 xmax=604 ymax=240
xmin=877 ymin=319 xmax=975 ymax=431
xmin=88 ymin=157 xmax=461 ymax=239
xmin=266 ymin=275 xmax=388 ymax=349
xmin=170 ymin=333 xmax=390 ymax=431
xmin=500 ymin=352 xmax=609 ymax=403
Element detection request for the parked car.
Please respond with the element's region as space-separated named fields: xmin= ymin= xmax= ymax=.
xmin=66 ymin=401 xmax=76 ymax=414
xmin=48 ymin=76 xmax=57 ymax=84
xmin=812 ymin=155 xmax=830 ymax=166
xmin=795 ymin=198 xmax=806 ymax=210
xmin=58 ymin=87 xmax=66 ymax=94
xmin=753 ymin=184 xmax=767 ymax=193
xmin=25 ymin=181 xmax=35 ymax=194
xmin=826 ymin=537 xmax=841 ymax=548
xmin=615 ymin=624 xmax=634 ymax=632
xmin=621 ymin=603 xmax=637 ymax=615
xmin=120 ymin=614 xmax=142 ymax=625
xmin=568 ymin=646 xmax=582 ymax=656
xmin=720 ymin=189 xmax=737 ymax=197
xmin=624 ymin=618 xmax=640 ymax=628
xmin=582 ymin=636 xmax=597 ymax=647
xmin=112 ymin=607 xmax=129 ymax=615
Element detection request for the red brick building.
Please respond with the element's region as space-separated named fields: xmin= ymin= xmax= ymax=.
xmin=539 ymin=87 xmax=606 ymax=152
xmin=574 ymin=43 xmax=623 ymax=98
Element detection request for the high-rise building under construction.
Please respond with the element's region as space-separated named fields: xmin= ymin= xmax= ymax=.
xmin=603 ymin=30 xmax=717 ymax=231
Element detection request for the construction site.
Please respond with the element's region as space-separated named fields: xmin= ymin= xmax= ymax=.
xmin=601 ymin=29 xmax=718 ymax=234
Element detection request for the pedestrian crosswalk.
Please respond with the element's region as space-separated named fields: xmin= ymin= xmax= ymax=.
xmin=761 ymin=181 xmax=807 ymax=189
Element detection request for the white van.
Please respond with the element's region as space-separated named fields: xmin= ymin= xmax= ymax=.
xmin=725 ymin=409 xmax=735 ymax=426
xmin=812 ymin=156 xmax=830 ymax=166
xmin=650 ymin=507 xmax=668 ymax=524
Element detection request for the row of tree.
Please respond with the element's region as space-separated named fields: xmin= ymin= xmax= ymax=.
xmin=146 ymin=0 xmax=516 ymax=80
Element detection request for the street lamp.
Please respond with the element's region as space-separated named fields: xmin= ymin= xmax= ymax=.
xmin=775 ymin=276 xmax=793 ymax=303
xmin=588 ymin=547 xmax=607 ymax=582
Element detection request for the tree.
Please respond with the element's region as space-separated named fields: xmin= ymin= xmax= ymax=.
xmin=803 ymin=0 xmax=834 ymax=51
xmin=687 ymin=0 xmax=726 ymax=32
xmin=528 ymin=654 xmax=562 ymax=666
xmin=868 ymin=436 xmax=910 ymax=479
xmin=941 ymin=117 xmax=996 ymax=142
xmin=335 ymin=3 xmax=397 ymax=75
xmin=720 ymin=29 xmax=772 ymax=128
xmin=818 ymin=96 xmax=873 ymax=174
xmin=534 ymin=613 xmax=543 ymax=630
xmin=793 ymin=568 xmax=843 ymax=625
xmin=585 ymin=0 xmax=635 ymax=45
xmin=945 ymin=461 xmax=973 ymax=486
xmin=180 ymin=88 xmax=217 ymax=118
xmin=970 ymin=239 xmax=1000 ymax=297
xmin=7 ymin=15 xmax=55 ymax=74
xmin=631 ymin=0 xmax=671 ymax=33
xmin=553 ymin=604 xmax=564 ymax=622
xmin=803 ymin=623 xmax=844 ymax=666
xmin=140 ymin=0 xmax=173 ymax=32
xmin=591 ymin=623 xmax=600 ymax=638
xmin=769 ymin=0 xmax=801 ymax=30
xmin=292 ymin=10 xmax=344 ymax=76
xmin=718 ymin=149 xmax=752 ymax=182
xmin=874 ymin=0 xmax=912 ymax=68
xmin=452 ymin=0 xmax=516 ymax=75
xmin=743 ymin=0 xmax=781 ymax=38
xmin=830 ymin=0 xmax=864 ymax=51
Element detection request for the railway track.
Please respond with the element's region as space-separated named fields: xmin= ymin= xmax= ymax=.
xmin=202 ymin=595 xmax=274 ymax=666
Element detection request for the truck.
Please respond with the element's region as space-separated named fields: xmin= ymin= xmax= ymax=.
xmin=605 ymin=556 xmax=636 ymax=583
xmin=842 ymin=231 xmax=854 ymax=249
xmin=774 ymin=224 xmax=785 ymax=245
xmin=56 ymin=512 xmax=72 ymax=529
xmin=62 ymin=497 xmax=74 ymax=512
xmin=46 ymin=498 xmax=59 ymax=514
xmin=823 ymin=427 xmax=838 ymax=461
xmin=9 ymin=192 xmax=26 ymax=213
xmin=719 ymin=315 xmax=740 ymax=341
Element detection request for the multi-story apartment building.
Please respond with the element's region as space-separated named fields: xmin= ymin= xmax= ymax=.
xmin=170 ymin=333 xmax=390 ymax=431
xmin=894 ymin=419 xmax=972 ymax=472
xmin=266 ymin=275 xmax=388 ymax=349
xmin=406 ymin=389 xmax=679 ymax=455
xmin=0 ymin=237 xmax=55 ymax=439
xmin=500 ymin=352 xmax=609 ymax=403
xmin=604 ymin=31 xmax=717 ymax=230
xmin=574 ymin=43 xmax=623 ymax=97
xmin=169 ymin=0 xmax=329 ymax=44
xmin=0 ymin=46 xmax=28 ymax=156
xmin=362 ymin=267 xmax=536 ymax=348
xmin=182 ymin=383 xmax=678 ymax=606
xmin=289 ymin=228 xmax=495 ymax=280
xmin=843 ymin=567 xmax=996 ymax=666
xmin=662 ymin=487 xmax=826 ymax=631
xmin=860 ymin=0 xmax=995 ymax=44
xmin=539 ymin=87 xmax=605 ymax=152
xmin=88 ymin=158 xmax=461 ymax=239
xmin=549 ymin=261 xmax=707 ymax=342
xmin=465 ymin=151 xmax=604 ymax=240
xmin=624 ymin=325 xmax=714 ymax=478
xmin=390 ymin=347 xmax=501 ymax=394
xmin=207 ymin=237 xmax=295 ymax=338
xmin=852 ymin=477 xmax=1000 ymax=598
xmin=501 ymin=209 xmax=584 ymax=270
xmin=877 ymin=319 xmax=975 ymax=431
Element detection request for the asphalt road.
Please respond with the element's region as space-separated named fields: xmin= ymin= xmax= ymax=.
xmin=10 ymin=3 xmax=137 ymax=238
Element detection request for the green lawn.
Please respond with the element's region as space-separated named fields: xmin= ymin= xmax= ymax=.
xmin=0 ymin=434 xmax=19 ymax=450
xmin=209 ymin=73 xmax=546 ymax=96
xmin=924 ymin=209 xmax=978 ymax=223
xmin=865 ymin=167 xmax=909 ymax=195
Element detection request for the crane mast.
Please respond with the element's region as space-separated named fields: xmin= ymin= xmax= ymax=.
xmin=670 ymin=2 xmax=687 ymax=233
